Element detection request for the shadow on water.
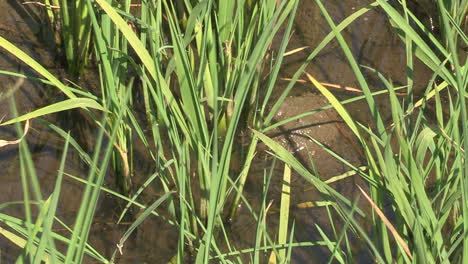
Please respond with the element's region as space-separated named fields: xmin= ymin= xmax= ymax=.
xmin=0 ymin=0 xmax=438 ymax=263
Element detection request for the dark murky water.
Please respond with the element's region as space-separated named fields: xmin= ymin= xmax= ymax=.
xmin=0 ymin=0 xmax=436 ymax=263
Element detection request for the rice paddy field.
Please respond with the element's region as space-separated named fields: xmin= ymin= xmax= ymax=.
xmin=0 ymin=0 xmax=466 ymax=263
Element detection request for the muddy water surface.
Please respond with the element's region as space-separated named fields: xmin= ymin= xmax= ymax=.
xmin=0 ymin=0 xmax=435 ymax=263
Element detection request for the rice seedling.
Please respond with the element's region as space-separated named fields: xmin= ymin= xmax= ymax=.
xmin=252 ymin=0 xmax=467 ymax=262
xmin=85 ymin=0 xmax=142 ymax=195
xmin=95 ymin=0 xmax=303 ymax=261
xmin=43 ymin=0 xmax=93 ymax=75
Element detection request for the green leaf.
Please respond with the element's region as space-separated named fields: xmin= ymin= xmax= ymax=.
xmin=0 ymin=98 xmax=106 ymax=126
xmin=0 ymin=36 xmax=76 ymax=99
xmin=278 ymin=164 xmax=291 ymax=262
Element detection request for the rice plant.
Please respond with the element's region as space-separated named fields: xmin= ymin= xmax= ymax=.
xmin=253 ymin=0 xmax=468 ymax=262
xmin=43 ymin=0 xmax=93 ymax=76
xmin=87 ymin=0 xmax=302 ymax=261
xmin=0 ymin=0 xmax=466 ymax=263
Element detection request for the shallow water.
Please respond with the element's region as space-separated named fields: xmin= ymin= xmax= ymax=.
xmin=0 ymin=0 xmax=437 ymax=263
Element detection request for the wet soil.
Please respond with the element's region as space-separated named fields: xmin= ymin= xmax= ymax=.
xmin=0 ymin=0 xmax=438 ymax=263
